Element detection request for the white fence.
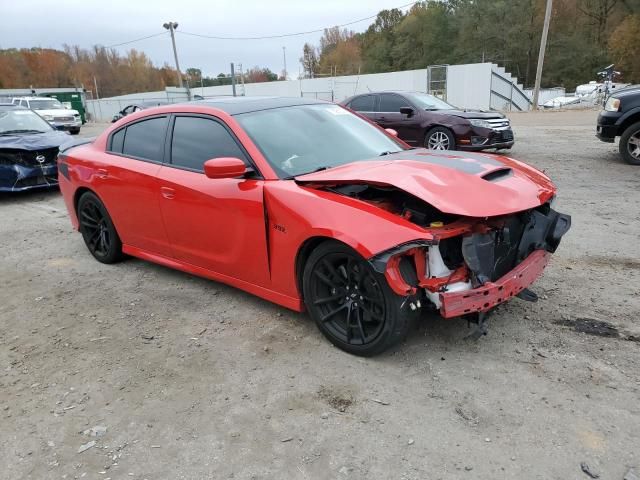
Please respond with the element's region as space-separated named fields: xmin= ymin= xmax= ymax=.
xmin=87 ymin=63 xmax=531 ymax=121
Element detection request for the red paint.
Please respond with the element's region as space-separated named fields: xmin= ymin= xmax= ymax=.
xmin=58 ymin=102 xmax=559 ymax=318
xmin=439 ymin=250 xmax=551 ymax=318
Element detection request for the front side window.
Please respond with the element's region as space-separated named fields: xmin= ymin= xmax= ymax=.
xmin=349 ymin=95 xmax=375 ymax=112
xmin=121 ymin=116 xmax=168 ymax=162
xmin=378 ymin=94 xmax=411 ymax=113
xmin=235 ymin=104 xmax=406 ymax=178
xmin=170 ymin=116 xmax=247 ymax=172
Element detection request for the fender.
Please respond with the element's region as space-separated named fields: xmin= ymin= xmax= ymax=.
xmin=616 ymin=106 xmax=640 ymax=127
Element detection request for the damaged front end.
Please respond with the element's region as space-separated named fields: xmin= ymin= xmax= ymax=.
xmin=369 ymin=201 xmax=571 ymax=320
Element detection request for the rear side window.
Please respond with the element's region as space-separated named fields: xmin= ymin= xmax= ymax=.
xmin=170 ymin=116 xmax=247 ymax=172
xmin=121 ymin=116 xmax=168 ymax=162
xmin=378 ymin=94 xmax=410 ymax=113
xmin=349 ymin=95 xmax=375 ymax=112
xmin=109 ymin=128 xmax=125 ymax=153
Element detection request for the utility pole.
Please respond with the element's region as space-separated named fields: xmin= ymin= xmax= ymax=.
xmin=532 ymin=0 xmax=553 ymax=110
xmin=282 ymin=46 xmax=287 ymax=81
xmin=230 ymin=63 xmax=237 ymax=97
xmin=163 ymin=22 xmax=184 ymax=89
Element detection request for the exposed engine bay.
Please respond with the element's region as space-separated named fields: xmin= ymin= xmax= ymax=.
xmin=326 ymin=183 xmax=571 ymax=319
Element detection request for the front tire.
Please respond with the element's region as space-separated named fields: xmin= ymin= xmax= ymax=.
xmin=303 ymin=241 xmax=415 ymax=356
xmin=425 ymin=126 xmax=455 ymax=150
xmin=77 ymin=191 xmax=124 ymax=264
xmin=619 ymin=121 xmax=640 ymax=165
xmin=70 ymin=128 xmax=80 ymax=135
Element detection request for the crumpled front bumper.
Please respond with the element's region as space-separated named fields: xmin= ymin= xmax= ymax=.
xmin=0 ymin=163 xmax=58 ymax=192
xmin=439 ymin=249 xmax=550 ymax=318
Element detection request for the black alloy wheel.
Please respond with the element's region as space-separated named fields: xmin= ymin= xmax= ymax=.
xmin=303 ymin=241 xmax=415 ymax=356
xmin=77 ymin=191 xmax=123 ymax=263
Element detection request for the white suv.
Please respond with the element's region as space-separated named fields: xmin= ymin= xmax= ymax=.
xmin=12 ymin=97 xmax=82 ymax=134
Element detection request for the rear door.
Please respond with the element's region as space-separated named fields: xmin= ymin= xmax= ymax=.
xmin=97 ymin=116 xmax=173 ymax=256
xmin=376 ymin=93 xmax=421 ymax=144
xmin=346 ymin=95 xmax=377 ymax=122
xmin=156 ymin=114 xmax=270 ymax=286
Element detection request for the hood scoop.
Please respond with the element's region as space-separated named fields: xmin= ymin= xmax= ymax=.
xmin=481 ymin=167 xmax=512 ymax=182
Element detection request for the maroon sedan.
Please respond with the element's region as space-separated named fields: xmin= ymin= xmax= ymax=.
xmin=341 ymin=91 xmax=514 ymax=152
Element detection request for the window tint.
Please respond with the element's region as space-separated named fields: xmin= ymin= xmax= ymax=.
xmin=170 ymin=116 xmax=247 ymax=172
xmin=109 ymin=128 xmax=125 ymax=153
xmin=349 ymin=95 xmax=375 ymax=112
xmin=121 ymin=116 xmax=167 ymax=161
xmin=378 ymin=94 xmax=410 ymax=113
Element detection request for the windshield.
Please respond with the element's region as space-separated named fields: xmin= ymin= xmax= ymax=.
xmin=405 ymin=92 xmax=455 ymax=110
xmin=235 ymin=104 xmax=407 ymax=178
xmin=0 ymin=109 xmax=53 ymax=134
xmin=28 ymin=99 xmax=64 ymax=110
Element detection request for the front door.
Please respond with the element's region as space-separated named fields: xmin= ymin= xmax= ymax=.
xmin=157 ymin=114 xmax=270 ymax=287
xmin=376 ymin=93 xmax=421 ymax=145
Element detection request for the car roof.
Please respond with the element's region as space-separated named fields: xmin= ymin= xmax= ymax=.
xmin=185 ymin=96 xmax=328 ymax=115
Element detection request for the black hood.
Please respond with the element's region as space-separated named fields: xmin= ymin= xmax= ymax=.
xmin=0 ymin=129 xmax=71 ymax=151
xmin=430 ymin=109 xmax=506 ymax=120
xmin=611 ymin=85 xmax=640 ymax=99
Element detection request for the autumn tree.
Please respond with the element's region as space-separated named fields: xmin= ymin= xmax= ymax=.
xmin=608 ymin=14 xmax=640 ymax=82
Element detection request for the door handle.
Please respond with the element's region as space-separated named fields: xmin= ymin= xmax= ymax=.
xmin=160 ymin=187 xmax=176 ymax=199
xmin=379 ymin=116 xmax=388 ymax=121
xmin=96 ymin=168 xmax=108 ymax=179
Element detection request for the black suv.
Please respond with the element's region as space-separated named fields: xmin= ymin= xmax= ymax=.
xmin=596 ymin=85 xmax=640 ymax=165
xmin=341 ymin=91 xmax=514 ymax=151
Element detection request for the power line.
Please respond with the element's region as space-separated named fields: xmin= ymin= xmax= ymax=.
xmin=175 ymin=1 xmax=418 ymax=41
xmin=103 ymin=31 xmax=168 ymax=49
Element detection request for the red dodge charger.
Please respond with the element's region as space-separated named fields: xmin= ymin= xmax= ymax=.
xmin=58 ymin=97 xmax=570 ymax=356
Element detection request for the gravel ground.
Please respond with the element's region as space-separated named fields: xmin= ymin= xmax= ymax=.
xmin=1 ymin=110 xmax=639 ymax=480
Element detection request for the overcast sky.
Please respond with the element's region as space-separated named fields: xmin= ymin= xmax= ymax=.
xmin=1 ymin=0 xmax=413 ymax=77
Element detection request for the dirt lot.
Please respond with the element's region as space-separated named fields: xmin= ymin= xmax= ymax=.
xmin=1 ymin=110 xmax=639 ymax=480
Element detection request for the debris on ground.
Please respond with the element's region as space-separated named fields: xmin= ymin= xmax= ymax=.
xmin=580 ymin=461 xmax=600 ymax=478
xmin=371 ymin=398 xmax=390 ymax=406
xmin=77 ymin=441 xmax=96 ymax=454
xmin=82 ymin=425 xmax=107 ymax=437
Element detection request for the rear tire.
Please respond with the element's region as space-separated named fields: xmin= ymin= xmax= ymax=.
xmin=425 ymin=126 xmax=455 ymax=150
xmin=302 ymin=241 xmax=415 ymax=356
xmin=619 ymin=121 xmax=640 ymax=165
xmin=77 ymin=191 xmax=124 ymax=264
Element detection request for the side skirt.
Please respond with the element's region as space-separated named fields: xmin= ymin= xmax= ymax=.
xmin=122 ymin=244 xmax=304 ymax=312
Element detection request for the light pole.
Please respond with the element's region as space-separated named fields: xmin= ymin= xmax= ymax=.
xmin=163 ymin=21 xmax=184 ymax=89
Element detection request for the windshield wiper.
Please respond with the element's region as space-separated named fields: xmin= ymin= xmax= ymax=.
xmin=379 ymin=150 xmax=403 ymax=156
xmin=284 ymin=166 xmax=330 ymax=180
xmin=0 ymin=129 xmax=46 ymax=135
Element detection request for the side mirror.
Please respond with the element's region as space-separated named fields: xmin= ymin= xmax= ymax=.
xmin=385 ymin=128 xmax=398 ymax=137
xmin=204 ymin=157 xmax=247 ymax=179
xmin=400 ymin=106 xmax=415 ymax=117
